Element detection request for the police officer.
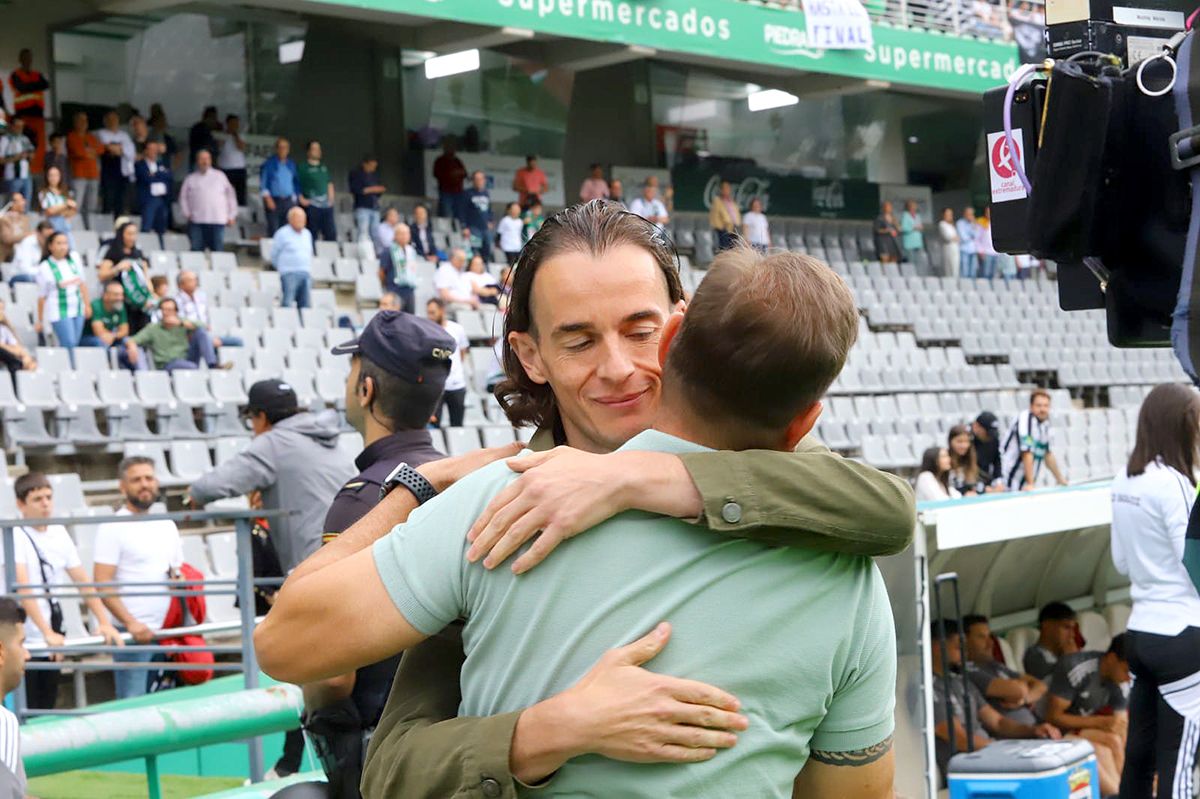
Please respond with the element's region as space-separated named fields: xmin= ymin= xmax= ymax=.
xmin=302 ymin=310 xmax=456 ymax=798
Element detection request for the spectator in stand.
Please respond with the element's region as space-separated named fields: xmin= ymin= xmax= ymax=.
xmin=217 ymin=114 xmax=247 ymax=205
xmin=435 ymin=248 xmax=478 ymax=311
xmin=496 ymin=201 xmax=524 ymax=265
xmin=273 ymin=206 xmax=314 ymax=309
xmin=128 ymin=115 xmax=150 ymax=167
xmin=629 ymin=177 xmax=669 ymax=229
xmin=374 ymin=207 xmax=400 ymax=257
xmin=185 ymin=379 xmax=355 ymax=572
xmin=0 ymin=191 xmax=32 ymax=267
xmin=98 ymin=221 xmax=155 ymax=334
xmin=579 ymin=164 xmax=609 ymax=202
xmin=873 ymin=200 xmax=901 ymax=264
xmin=709 ymin=180 xmax=741 ymax=252
xmin=261 ymin=137 xmax=300 ymax=235
xmin=409 ymin=204 xmax=440 ymax=263
xmin=1023 ymin=601 xmax=1080 ymax=680
xmin=1 ymin=115 xmax=35 ymax=202
xmin=9 ymin=48 xmax=49 ymax=172
xmin=12 ymin=472 xmax=123 ymax=709
xmin=962 ymin=614 xmax=1048 ymax=720
xmin=176 ymin=270 xmax=241 ymax=348
xmin=35 ymin=231 xmax=89 ymax=363
xmin=126 ymin=296 xmax=224 ymax=372
xmin=467 ymin=253 xmax=500 ymax=306
xmin=937 ymin=207 xmax=960 ymax=278
xmin=8 ymin=219 xmax=51 ymax=287
xmin=188 ymin=106 xmax=220 ymax=168
xmin=956 ymin=207 xmax=979 ymax=278
xmin=513 ymin=154 xmax=548 ymax=210
xmin=900 ymin=200 xmax=924 ymax=263
xmin=378 ymin=291 xmax=402 ymax=312
xmin=147 ymin=105 xmax=179 ymax=170
xmin=134 ymin=138 xmax=171 ymax=244
xmin=80 ymin=280 xmax=143 ymax=371
xmin=349 ymin=154 xmax=386 ymax=242
xmin=0 ymin=299 xmax=35 ymax=376
xmin=523 ymin=200 xmax=546 ymax=240
xmin=178 ymin=148 xmax=236 ymax=252
xmin=1001 ymin=389 xmax=1067 ymax=491
xmin=96 ymin=111 xmax=135 ymax=218
xmin=976 ymin=206 xmax=998 ymax=280
xmin=45 ymin=132 xmax=69 ymax=187
xmin=149 ymin=276 xmax=169 ymax=313
xmin=609 ymin=178 xmax=625 ymax=208
xmin=297 ymin=139 xmax=336 ymax=243
xmin=915 ymin=446 xmax=960 ymax=501
xmin=432 ymin=137 xmax=467 ymax=221
xmin=931 ymin=619 xmax=1060 ymax=782
xmin=947 ymin=425 xmax=981 ymax=496
xmin=1042 ymin=635 xmax=1130 ymax=797
xmin=464 ymin=170 xmax=493 ymax=262
xmin=379 ymin=223 xmax=418 ymax=314
xmin=425 ymin=297 xmax=470 ymax=426
xmin=66 ymin=112 xmax=101 ymax=226
xmin=742 ymin=197 xmax=769 ymax=253
xmin=94 ymin=455 xmax=184 ymax=699
xmin=0 ymin=597 xmax=29 ymax=797
xmin=972 ymin=412 xmax=1004 ymax=491
xmin=38 ymin=165 xmax=76 ymax=239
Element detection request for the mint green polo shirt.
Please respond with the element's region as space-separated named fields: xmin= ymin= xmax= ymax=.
xmin=373 ymin=429 xmax=896 ymax=797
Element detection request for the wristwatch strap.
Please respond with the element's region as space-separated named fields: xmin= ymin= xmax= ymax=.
xmin=379 ymin=462 xmax=438 ymax=504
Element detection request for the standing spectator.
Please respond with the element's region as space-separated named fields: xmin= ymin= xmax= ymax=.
xmin=873 ymin=200 xmax=901 ymax=263
xmin=185 ymin=379 xmax=355 ymax=572
xmin=512 ymin=154 xmax=548 ymax=209
xmin=1022 ymin=601 xmax=1079 ymax=680
xmin=409 ymin=204 xmax=440 ymax=263
xmin=629 ymin=177 xmax=669 ymax=229
xmin=0 ymin=117 xmax=35 ymax=201
xmin=129 ymin=114 xmax=150 ymax=161
xmin=94 ymin=456 xmax=183 ymax=699
xmin=937 ymin=207 xmax=960 ymax=278
xmin=44 ymin=133 xmax=69 ymax=184
xmin=260 ymin=137 xmax=300 ymax=235
xmin=96 ymin=111 xmax=135 ymax=218
xmin=947 ymin=425 xmax=981 ymax=496
xmin=9 ymin=49 xmax=49 ymax=172
xmin=66 ymin=112 xmax=101 ymax=227
xmin=178 ymin=148 xmax=236 ymax=252
xmin=80 ymin=281 xmax=143 ymax=371
xmin=378 ymin=292 xmax=402 ymax=312
xmin=434 ymin=248 xmax=478 ymax=311
xmin=522 ymin=200 xmax=545 ymax=240
xmin=348 ymin=154 xmax=385 ymax=241
xmin=134 ymin=138 xmax=171 ymax=245
xmin=915 ymin=446 xmax=960 ymax=501
xmin=217 ymin=114 xmax=247 ymax=205
xmin=976 ymin=206 xmax=997 ymax=280
xmin=0 ymin=299 xmax=36 ymax=376
xmin=272 ymin=206 xmax=313 ymax=309
xmin=1001 ymin=389 xmax=1067 ymax=491
xmin=175 ymin=270 xmax=241 ymax=348
xmin=126 ymin=297 xmax=223 ymax=372
xmin=297 ymin=140 xmax=336 ymax=242
xmin=467 ymin=253 xmax=500 ymax=305
xmin=98 ymin=221 xmax=155 ymax=334
xmin=708 ymin=180 xmax=741 ymax=252
xmin=425 ymin=298 xmax=470 ymax=426
xmin=1110 ymin=384 xmax=1200 ymax=798
xmin=496 ymin=201 xmax=524 ymax=265
xmin=379 ymin=223 xmax=418 ymax=313
xmin=188 ymin=106 xmax=220 ymax=168
xmin=0 ymin=191 xmax=32 ymax=267
xmin=12 ymin=472 xmax=123 ymax=709
xmin=609 ymin=178 xmax=625 ymax=207
xmin=900 ymin=199 xmax=924 ymax=262
xmin=35 ymin=231 xmax=89 ymax=362
xmin=147 ymin=105 xmax=179 ymax=170
xmin=38 ymin=165 xmax=76 ymax=239
xmin=957 ymin=207 xmax=979 ymax=278
xmin=742 ymin=197 xmax=770 ymax=252
xmin=373 ymin=207 xmax=400 ymax=256
xmin=972 ymin=411 xmax=1004 ymax=491
xmin=579 ymin=164 xmax=609 ymax=202
xmin=0 ymin=598 xmax=29 ymax=797
xmin=8 ymin=220 xmax=51 ymax=287
xmin=432 ymin=137 xmax=467 ymax=221
xmin=962 ymin=614 xmax=1048 ymax=722
xmin=464 ymin=170 xmax=493 ymax=262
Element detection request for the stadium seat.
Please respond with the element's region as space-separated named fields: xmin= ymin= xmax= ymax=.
xmin=480 ymin=426 xmax=516 ymax=448
xmin=47 ymin=473 xmax=87 ymax=514
xmin=444 ymin=427 xmax=481 ymax=456
xmin=173 ymin=371 xmax=213 ymax=406
xmin=156 ymin=402 xmax=206 ymax=439
xmin=122 ymin=441 xmax=182 ymax=484
xmin=271 ymin=308 xmax=302 ymax=331
xmin=210 ymin=252 xmax=237 ymax=273
xmin=72 ymin=347 xmax=110 ymax=376
xmin=203 ymin=403 xmax=246 ymax=437
xmin=1104 ymin=604 xmax=1131 ymax=636
xmin=314 ymin=370 xmax=344 ymax=405
xmin=36 ymin=347 xmax=72 ymax=374
xmin=316 ymin=241 xmax=341 ymax=260
xmin=135 ymin=373 xmax=176 ymax=405
xmin=106 ymin=403 xmax=159 ymax=441
xmin=180 ymin=533 xmax=213 ymax=573
xmin=209 ymin=372 xmax=249 ymax=405
xmin=55 ymin=406 xmax=109 ymax=447
xmin=1004 ymin=627 xmax=1040 ymax=670
xmin=286 ymin=349 xmax=320 ymax=372
xmin=1077 ymin=611 xmax=1111 ymax=653
xmin=213 ymin=436 xmax=251 ymax=467
xmin=207 ymin=532 xmax=239 ymax=576
xmin=281 ymin=370 xmax=316 ymax=406
xmin=58 ymin=373 xmax=103 ymax=408
xmin=303 ymin=307 xmax=335 ymax=330
xmin=169 ymin=441 xmax=214 ymax=482
xmin=16 ymin=372 xmax=58 ymax=409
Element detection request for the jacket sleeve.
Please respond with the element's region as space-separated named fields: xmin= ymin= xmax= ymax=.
xmin=259 ymin=160 xmax=271 ymax=196
xmin=178 ymin=178 xmax=192 ymax=219
xmin=188 ymin=441 xmax=277 ymax=505
xmin=677 ymin=434 xmax=916 ymax=556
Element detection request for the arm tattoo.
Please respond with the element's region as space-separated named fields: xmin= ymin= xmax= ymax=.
xmin=809 ymin=735 xmax=894 ymax=766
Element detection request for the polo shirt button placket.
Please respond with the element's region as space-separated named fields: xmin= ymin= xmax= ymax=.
xmin=721 ymin=500 xmax=743 ymax=525
xmin=480 ymin=777 xmax=503 ymax=797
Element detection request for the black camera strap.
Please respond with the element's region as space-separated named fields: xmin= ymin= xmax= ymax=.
xmin=17 ymin=526 xmax=64 ymax=636
xmin=1171 ymin=31 xmax=1200 ymax=385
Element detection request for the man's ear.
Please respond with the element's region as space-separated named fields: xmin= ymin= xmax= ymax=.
xmin=658 ymin=311 xmax=685 ymax=368
xmin=509 ymin=331 xmax=549 ymax=386
xmin=783 ymin=401 xmax=823 ymax=451
xmin=359 ymin=374 xmax=374 ymax=409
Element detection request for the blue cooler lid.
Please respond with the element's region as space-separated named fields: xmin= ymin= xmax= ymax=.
xmin=949 ymin=739 xmax=1096 ymax=774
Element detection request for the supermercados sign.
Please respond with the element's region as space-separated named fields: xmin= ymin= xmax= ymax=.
xmin=317 ymin=0 xmax=1018 ymax=94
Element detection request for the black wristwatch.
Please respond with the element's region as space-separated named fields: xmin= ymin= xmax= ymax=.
xmin=379 ymin=462 xmax=439 ymax=505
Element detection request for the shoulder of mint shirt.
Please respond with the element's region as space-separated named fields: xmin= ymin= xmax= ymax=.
xmin=362 ymin=431 xmax=913 ymax=799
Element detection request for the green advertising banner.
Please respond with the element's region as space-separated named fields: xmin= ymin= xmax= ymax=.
xmin=671 ymin=161 xmax=880 ymax=219
xmin=315 ymin=0 xmax=1017 ymax=94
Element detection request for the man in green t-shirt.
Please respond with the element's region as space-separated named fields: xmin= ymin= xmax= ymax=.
xmin=126 ymin=297 xmax=224 ymax=372
xmin=296 ymin=139 xmax=336 ymax=243
xmin=80 ymin=280 xmax=144 ymax=371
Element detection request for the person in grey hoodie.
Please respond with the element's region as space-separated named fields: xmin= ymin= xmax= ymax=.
xmin=185 ymin=379 xmax=355 ymax=572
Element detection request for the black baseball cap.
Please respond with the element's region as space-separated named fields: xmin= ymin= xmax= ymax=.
xmin=975 ymin=411 xmax=999 ymax=432
xmin=247 ymin=379 xmax=299 ymax=415
xmin=331 ymin=310 xmax=455 ymax=386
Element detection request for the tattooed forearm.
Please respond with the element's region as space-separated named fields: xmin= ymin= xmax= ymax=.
xmin=809 ymin=735 xmax=894 ymax=766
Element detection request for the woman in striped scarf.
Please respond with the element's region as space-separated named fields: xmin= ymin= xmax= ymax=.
xmin=34 ymin=231 xmax=90 ymax=366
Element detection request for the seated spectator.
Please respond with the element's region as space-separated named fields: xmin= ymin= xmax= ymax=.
xmin=971 ymin=411 xmax=1005 ymax=491
xmin=374 ymin=207 xmax=400 ymax=257
xmin=523 ymin=200 xmax=545 ymax=240
xmin=272 ymin=206 xmax=313 ymax=309
xmin=0 ymin=298 xmax=35 ymax=376
xmin=466 ymin=253 xmax=500 ymax=306
xmin=10 ymin=221 xmax=53 ymax=287
xmin=38 ymin=165 xmax=77 ymax=239
xmin=962 ymin=614 xmax=1047 ymax=722
xmin=97 ymin=221 xmax=155 ymax=334
xmin=578 ymin=164 xmax=609 ymax=203
xmin=35 ymin=231 xmax=89 ymax=363
xmin=377 ymin=291 xmax=402 ymax=312
xmin=496 ymin=202 xmax=524 ymax=266
xmin=178 ymin=148 xmax=236 ymax=253
xmin=628 ymin=178 xmax=669 ymax=229
xmin=948 ymin=425 xmax=981 ymax=496
xmin=434 ymin=248 xmax=478 ymax=311
xmin=125 ymin=297 xmax=225 ymax=372
xmin=0 ymin=191 xmax=32 ymax=272
xmin=742 ymin=197 xmax=770 ymax=252
xmin=931 ymin=620 xmax=1059 ymax=782
xmin=915 ymin=446 xmax=961 ymax=501
xmin=409 ymin=203 xmax=440 ymax=263
xmin=1023 ymin=601 xmax=1079 ymax=679
xmin=1042 ymin=635 xmax=1129 ymax=795
xmin=80 ymin=280 xmax=143 ymax=371
xmin=379 ymin=223 xmax=418 ymax=313
xmin=175 ymin=270 xmax=241 ymax=348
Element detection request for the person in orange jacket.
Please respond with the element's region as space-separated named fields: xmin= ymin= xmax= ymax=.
xmin=8 ymin=49 xmax=49 ymax=173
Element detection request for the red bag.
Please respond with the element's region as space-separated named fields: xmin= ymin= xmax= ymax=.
xmin=160 ymin=562 xmax=214 ymax=685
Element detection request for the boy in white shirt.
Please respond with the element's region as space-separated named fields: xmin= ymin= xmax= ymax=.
xmin=496 ymin=202 xmax=525 ymax=265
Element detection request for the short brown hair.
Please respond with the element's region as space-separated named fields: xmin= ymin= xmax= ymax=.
xmin=1030 ymin=389 xmax=1051 ymax=404
xmin=14 ymin=473 xmax=50 ymax=503
xmin=663 ymin=247 xmax=858 ymax=438
xmin=1127 ymin=383 xmax=1200 ymax=485
xmin=496 ymin=200 xmax=683 ymax=429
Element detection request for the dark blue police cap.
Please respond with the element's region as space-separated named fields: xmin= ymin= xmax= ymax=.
xmin=331 ymin=310 xmax=456 ymax=386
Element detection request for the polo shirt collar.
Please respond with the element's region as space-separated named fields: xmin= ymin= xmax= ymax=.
xmin=355 ymin=430 xmax=437 ymax=472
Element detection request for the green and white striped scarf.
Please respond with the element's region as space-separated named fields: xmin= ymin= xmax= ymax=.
xmin=45 ymin=257 xmax=83 ymax=321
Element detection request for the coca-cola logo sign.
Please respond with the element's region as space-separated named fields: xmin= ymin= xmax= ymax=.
xmin=701 ymin=175 xmax=772 ymax=211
